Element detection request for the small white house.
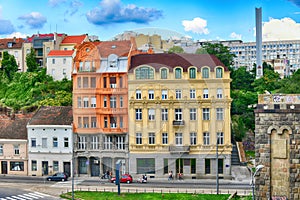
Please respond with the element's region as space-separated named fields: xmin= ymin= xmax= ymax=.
xmin=27 ymin=106 xmax=73 ymax=177
xmin=46 ymin=50 xmax=75 ymax=81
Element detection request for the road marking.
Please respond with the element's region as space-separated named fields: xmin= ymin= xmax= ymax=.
xmin=1 ymin=192 xmax=51 ymax=200
xmin=51 ymin=180 xmax=83 ymax=187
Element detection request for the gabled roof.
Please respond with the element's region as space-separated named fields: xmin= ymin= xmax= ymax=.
xmin=48 ymin=50 xmax=74 ymax=57
xmin=0 ymin=38 xmax=24 ymax=49
xmin=28 ymin=106 xmax=73 ymax=126
xmin=61 ymin=35 xmax=87 ymax=45
xmin=0 ymin=113 xmax=34 ymax=140
xmin=128 ymin=53 xmax=227 ymax=72
xmin=96 ymin=40 xmax=134 ymax=57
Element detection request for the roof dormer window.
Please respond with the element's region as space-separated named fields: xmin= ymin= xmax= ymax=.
xmin=7 ymin=42 xmax=12 ymax=48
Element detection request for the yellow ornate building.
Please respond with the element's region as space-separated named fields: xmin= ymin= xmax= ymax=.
xmin=128 ymin=53 xmax=232 ymax=179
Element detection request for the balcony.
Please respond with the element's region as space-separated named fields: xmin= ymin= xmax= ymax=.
xmin=172 ymin=120 xmax=185 ymax=126
xmin=169 ymin=145 xmax=190 ymax=153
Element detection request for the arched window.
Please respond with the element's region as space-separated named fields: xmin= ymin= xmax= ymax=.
xmin=216 ymin=67 xmax=223 ymax=78
xmin=202 ymin=68 xmax=209 ymax=78
xmin=161 ymin=68 xmax=168 ymax=79
xmin=175 ymin=68 xmax=182 ymax=79
xmin=135 ymin=66 xmax=154 ymax=79
xmin=189 ymin=68 xmax=196 ymax=79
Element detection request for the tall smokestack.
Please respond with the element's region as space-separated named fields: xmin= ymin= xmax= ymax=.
xmin=256 ymin=7 xmax=263 ymax=78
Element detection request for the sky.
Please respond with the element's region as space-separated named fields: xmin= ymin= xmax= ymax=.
xmin=1 ymin=0 xmax=300 ymax=42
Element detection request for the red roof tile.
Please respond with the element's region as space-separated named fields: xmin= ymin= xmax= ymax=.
xmin=96 ymin=40 xmax=133 ymax=57
xmin=25 ymin=33 xmax=64 ymax=42
xmin=61 ymin=35 xmax=87 ymax=44
xmin=0 ymin=38 xmax=24 ymax=49
xmin=48 ymin=50 xmax=74 ymax=57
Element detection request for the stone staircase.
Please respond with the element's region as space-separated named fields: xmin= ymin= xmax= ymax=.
xmin=231 ymin=143 xmax=241 ymax=166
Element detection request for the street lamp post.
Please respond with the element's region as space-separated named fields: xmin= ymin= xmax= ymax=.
xmin=250 ymin=164 xmax=264 ymax=200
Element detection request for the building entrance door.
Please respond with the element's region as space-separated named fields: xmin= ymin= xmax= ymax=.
xmin=1 ymin=161 xmax=7 ymax=174
xmin=42 ymin=161 xmax=48 ymax=175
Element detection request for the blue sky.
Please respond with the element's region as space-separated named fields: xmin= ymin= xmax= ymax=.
xmin=1 ymin=0 xmax=300 ymax=42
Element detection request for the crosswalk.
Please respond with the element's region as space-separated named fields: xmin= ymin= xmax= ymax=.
xmin=50 ymin=179 xmax=84 ymax=187
xmin=0 ymin=192 xmax=51 ymax=200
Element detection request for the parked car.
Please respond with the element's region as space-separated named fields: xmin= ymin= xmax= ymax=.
xmin=47 ymin=172 xmax=68 ymax=181
xmin=110 ymin=174 xmax=133 ymax=184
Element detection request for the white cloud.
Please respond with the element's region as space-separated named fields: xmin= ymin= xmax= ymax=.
xmin=182 ymin=17 xmax=209 ymax=34
xmin=261 ymin=17 xmax=300 ymax=41
xmin=6 ymin=32 xmax=28 ymax=38
xmin=18 ymin=12 xmax=47 ymax=29
xmin=230 ymin=32 xmax=242 ymax=40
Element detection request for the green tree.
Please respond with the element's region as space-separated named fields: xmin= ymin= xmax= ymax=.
xmin=168 ymin=46 xmax=184 ymax=53
xmin=0 ymin=51 xmax=18 ymax=80
xmin=252 ymin=68 xmax=281 ymax=93
xmin=26 ymin=48 xmax=39 ymax=72
xmin=277 ymin=69 xmax=300 ymax=93
xmin=231 ymin=66 xmax=255 ymax=91
xmin=195 ymin=43 xmax=236 ymax=69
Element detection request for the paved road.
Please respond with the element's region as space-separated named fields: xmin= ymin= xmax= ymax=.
xmin=0 ymin=187 xmax=60 ymax=200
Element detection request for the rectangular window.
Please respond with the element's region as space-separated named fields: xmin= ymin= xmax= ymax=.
xmin=110 ymin=96 xmax=117 ymax=108
xmin=190 ymin=132 xmax=197 ymax=145
xmin=136 ymin=90 xmax=142 ymax=99
xmin=78 ymin=136 xmax=87 ymax=150
xmin=31 ymin=138 xmax=36 ymax=147
xmin=53 ymin=161 xmax=59 ymax=171
xmin=0 ymin=144 xmax=3 ymax=155
xmin=32 ymin=160 xmax=37 ymax=171
xmin=104 ymin=117 xmax=108 ymax=128
xmin=110 ymin=77 xmax=116 ymax=88
xmin=91 ymin=117 xmax=97 ymax=128
xmin=110 ymin=117 xmax=117 ymax=128
xmin=52 ymin=69 xmax=55 ymax=75
xmin=120 ymin=97 xmax=123 ymax=108
xmin=162 ymin=133 xmax=168 ymax=144
xmin=103 ymin=77 xmax=107 ymax=88
xmin=116 ymin=136 xmax=125 ymax=150
xmin=14 ymin=145 xmax=20 ymax=155
xmin=91 ymin=136 xmax=99 ymax=150
xmin=148 ymin=90 xmax=154 ymax=100
xmin=190 ymin=89 xmax=196 ymax=99
xmin=216 ymin=68 xmax=223 ymax=78
xmin=137 ymin=158 xmax=155 ymax=174
xmin=52 ymin=58 xmax=55 ymax=64
xmin=162 ymin=89 xmax=168 ymax=100
xmin=136 ymin=109 xmax=142 ymax=120
xmin=175 ymin=108 xmax=182 ymax=121
xmin=10 ymin=162 xmax=24 ymax=171
xmin=78 ymin=117 xmax=82 ymax=128
xmin=148 ymin=133 xmax=155 ymax=144
xmin=63 ymin=69 xmax=66 ymax=75
xmin=203 ymin=88 xmax=209 ymax=99
xmin=91 ymin=97 xmax=96 ymax=108
xmin=216 ymin=108 xmax=224 ymax=120
xmin=53 ymin=137 xmax=58 ymax=148
xmin=218 ymin=159 xmax=224 ymax=174
xmin=203 ymin=132 xmax=210 ymax=145
xmin=175 ymin=133 xmax=183 ymax=146
xmin=164 ymin=159 xmax=168 ymax=174
xmin=148 ymin=108 xmax=155 ymax=120
xmin=77 ymin=97 xmax=82 ymax=108
xmin=83 ymin=97 xmax=89 ymax=108
xmin=119 ymin=76 xmax=123 ymax=88
xmin=120 ymin=116 xmax=123 ymax=128
xmin=64 ymin=137 xmax=69 ymax=148
xmin=175 ymin=89 xmax=182 ymax=99
xmin=91 ymin=77 xmax=96 ymax=88
xmin=63 ymin=58 xmax=66 ymax=64
xmin=161 ymin=108 xmax=168 ymax=121
xmin=217 ymin=132 xmax=224 ymax=145
xmin=217 ymin=88 xmax=223 ymax=99
xmin=202 ymin=108 xmax=210 ymax=120
xmin=136 ymin=133 xmax=142 ymax=144
xmin=77 ymin=77 xmax=81 ymax=88
xmin=205 ymin=159 xmax=211 ymax=174
xmin=190 ymin=108 xmax=197 ymax=120
xmin=42 ymin=138 xmax=47 ymax=148
xmin=83 ymin=117 xmax=89 ymax=128
xmin=104 ymin=135 xmax=113 ymax=149
xmin=103 ymin=97 xmax=107 ymax=107
xmin=83 ymin=77 xmax=89 ymax=88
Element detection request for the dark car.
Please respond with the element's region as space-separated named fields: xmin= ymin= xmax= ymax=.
xmin=110 ymin=174 xmax=133 ymax=184
xmin=47 ymin=172 xmax=68 ymax=181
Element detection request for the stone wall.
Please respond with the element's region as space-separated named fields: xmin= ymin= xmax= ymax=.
xmin=255 ymin=104 xmax=300 ymax=200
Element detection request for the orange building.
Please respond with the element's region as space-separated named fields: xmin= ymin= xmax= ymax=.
xmin=72 ymin=40 xmax=138 ymax=176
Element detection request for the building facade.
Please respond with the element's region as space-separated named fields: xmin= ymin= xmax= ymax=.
xmin=72 ymin=40 xmax=138 ymax=177
xmin=46 ymin=50 xmax=75 ymax=80
xmin=27 ymin=106 xmax=73 ymax=177
xmin=0 ymin=38 xmax=24 ymax=71
xmin=0 ymin=113 xmax=33 ymax=176
xmin=255 ymin=94 xmax=300 ymax=200
xmin=127 ymin=53 xmax=232 ymax=179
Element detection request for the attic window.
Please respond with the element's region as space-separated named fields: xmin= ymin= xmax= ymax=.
xmin=7 ymin=42 xmax=13 ymax=48
xmin=86 ymin=48 xmax=90 ymax=52
xmin=111 ymin=45 xmax=116 ymax=49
